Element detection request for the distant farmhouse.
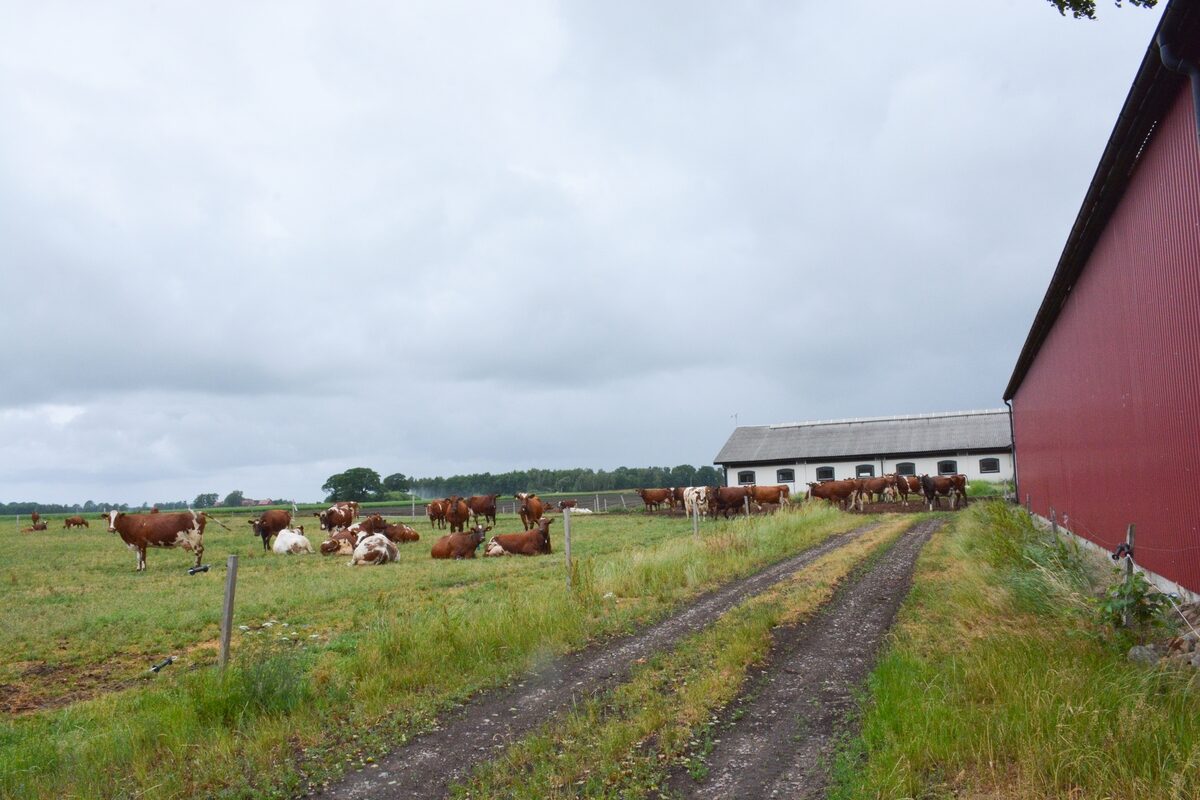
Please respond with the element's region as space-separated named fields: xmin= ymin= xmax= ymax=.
xmin=1005 ymin=1 xmax=1200 ymax=600
xmin=714 ymin=409 xmax=1013 ymax=493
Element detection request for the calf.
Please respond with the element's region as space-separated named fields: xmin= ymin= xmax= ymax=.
xmin=102 ymin=509 xmax=208 ymax=572
xmin=485 ymin=518 xmax=553 ymax=556
xmin=63 ymin=516 xmax=89 ymax=529
xmin=272 ymin=527 xmax=314 ymax=555
xmin=430 ymin=524 xmax=491 ymax=559
xmin=351 ymin=533 xmax=399 ymax=566
xmin=249 ymin=509 xmax=292 ymax=551
xmin=518 ymin=494 xmax=545 ymax=530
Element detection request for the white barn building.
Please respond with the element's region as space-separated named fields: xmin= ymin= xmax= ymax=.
xmin=713 ymin=409 xmax=1014 ymax=493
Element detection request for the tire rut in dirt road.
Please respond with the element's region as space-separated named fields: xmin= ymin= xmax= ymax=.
xmin=668 ymin=518 xmax=943 ymax=800
xmin=327 ymin=521 xmax=884 ymax=800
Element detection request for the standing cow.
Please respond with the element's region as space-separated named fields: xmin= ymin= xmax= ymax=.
xmin=249 ymin=509 xmax=292 ymax=551
xmin=467 ymin=494 xmax=500 ymax=527
xmin=63 ymin=516 xmax=89 ymax=529
xmin=427 ymin=499 xmax=447 ymax=529
xmin=102 ymin=509 xmax=208 ymax=572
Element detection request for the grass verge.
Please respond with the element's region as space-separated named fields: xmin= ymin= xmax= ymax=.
xmin=449 ymin=516 xmax=919 ymax=799
xmin=828 ymin=501 xmax=1200 ymax=800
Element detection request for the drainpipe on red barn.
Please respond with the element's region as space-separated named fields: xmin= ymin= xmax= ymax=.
xmin=1158 ymin=32 xmax=1200 ymax=146
xmin=1004 ymin=398 xmax=1019 ymax=504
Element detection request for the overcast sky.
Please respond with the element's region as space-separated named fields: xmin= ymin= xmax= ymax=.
xmin=0 ymin=1 xmax=1164 ymax=504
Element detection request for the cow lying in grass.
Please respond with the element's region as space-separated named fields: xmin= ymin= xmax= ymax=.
xmin=272 ymin=527 xmax=313 ymax=555
xmin=484 ymin=517 xmax=552 ymax=556
xmin=430 ymin=525 xmax=490 ymax=559
xmin=319 ymin=528 xmax=359 ymax=556
xmin=351 ymin=533 xmax=398 ymax=566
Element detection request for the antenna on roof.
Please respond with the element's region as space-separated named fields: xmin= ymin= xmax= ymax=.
xmin=731 ymin=412 xmax=739 ymax=427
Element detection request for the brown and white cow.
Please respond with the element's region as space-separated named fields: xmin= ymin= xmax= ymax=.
xmin=557 ymin=499 xmax=578 ymax=510
xmin=381 ymin=520 xmax=420 ymax=543
xmin=485 ymin=517 xmax=553 ymax=556
xmin=466 ymin=494 xmax=500 ymax=526
xmin=249 ymin=509 xmax=292 ymax=551
xmin=314 ymin=504 xmax=355 ymax=531
xmin=634 ymin=488 xmax=672 ymax=511
xmin=351 ymin=533 xmax=399 ymax=566
xmin=102 ymin=509 xmax=208 ymax=572
xmin=517 ymin=494 xmax=545 ymax=530
xmin=430 ymin=524 xmax=491 ymax=559
xmin=426 ymin=499 xmax=447 ymax=529
xmin=63 ymin=515 xmax=89 ymax=529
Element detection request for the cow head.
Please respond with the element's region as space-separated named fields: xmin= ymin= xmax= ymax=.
xmin=104 ymin=510 xmax=122 ymax=532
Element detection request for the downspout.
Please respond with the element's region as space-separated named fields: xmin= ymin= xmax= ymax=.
xmin=1004 ymin=398 xmax=1019 ymax=502
xmin=1158 ymin=35 xmax=1200 ymax=146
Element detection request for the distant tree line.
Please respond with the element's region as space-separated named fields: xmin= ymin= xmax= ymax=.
xmin=0 ymin=500 xmax=177 ymax=515
xmin=317 ymin=464 xmax=724 ymax=502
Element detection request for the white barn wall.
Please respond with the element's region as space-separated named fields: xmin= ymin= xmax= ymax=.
xmin=723 ymin=452 xmax=1013 ymax=492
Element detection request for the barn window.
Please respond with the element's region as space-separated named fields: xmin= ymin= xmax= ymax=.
xmin=938 ymin=460 xmax=958 ymax=475
xmin=815 ymin=466 xmax=835 ymax=481
xmin=856 ymin=464 xmax=875 ymax=478
xmin=737 ymin=471 xmax=755 ymax=485
xmin=895 ymin=462 xmax=916 ymax=476
xmin=776 ymin=469 xmax=795 ymax=483
xmin=980 ymin=457 xmax=1000 ymax=474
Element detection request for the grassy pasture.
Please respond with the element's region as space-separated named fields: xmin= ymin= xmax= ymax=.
xmin=0 ymin=504 xmax=860 ymax=799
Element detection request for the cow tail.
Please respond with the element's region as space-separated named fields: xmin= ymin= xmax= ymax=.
xmin=202 ymin=512 xmax=231 ymax=530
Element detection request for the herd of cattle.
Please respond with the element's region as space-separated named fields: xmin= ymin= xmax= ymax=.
xmin=22 ymin=476 xmax=968 ymax=571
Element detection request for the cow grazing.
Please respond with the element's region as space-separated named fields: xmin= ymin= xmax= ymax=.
xmin=351 ymin=533 xmax=399 ymax=566
xmin=63 ymin=516 xmax=89 ymax=529
xmin=806 ymin=480 xmax=859 ymax=510
xmin=427 ymin=499 xmax=447 ymax=529
xmin=430 ymin=524 xmax=491 ymax=559
xmin=708 ymin=486 xmax=752 ymax=519
xmin=747 ymin=484 xmax=791 ymax=506
xmin=249 ymin=509 xmax=293 ymax=551
xmin=635 ymin=488 xmax=672 ymax=511
xmin=517 ymin=493 xmax=545 ymax=530
xmin=444 ymin=496 xmax=471 ymax=533
xmin=272 ymin=527 xmax=314 ymax=555
xmin=102 ymin=509 xmax=208 ymax=572
xmin=466 ymin=494 xmax=500 ymax=526
xmin=485 ymin=517 xmax=553 ymax=556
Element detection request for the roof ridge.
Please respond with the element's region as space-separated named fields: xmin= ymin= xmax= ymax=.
xmin=762 ymin=408 xmax=1007 ymax=430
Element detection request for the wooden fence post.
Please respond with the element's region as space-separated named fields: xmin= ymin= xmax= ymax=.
xmin=692 ymin=502 xmax=699 ymax=539
xmin=219 ymin=555 xmax=239 ymax=669
xmin=743 ymin=495 xmax=750 ymax=518
xmin=1050 ymin=507 xmax=1057 ymax=535
xmin=620 ymin=494 xmax=626 ymax=509
xmin=563 ymin=507 xmax=572 ymax=590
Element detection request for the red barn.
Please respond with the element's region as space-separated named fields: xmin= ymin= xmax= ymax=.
xmin=1004 ymin=2 xmax=1200 ymax=599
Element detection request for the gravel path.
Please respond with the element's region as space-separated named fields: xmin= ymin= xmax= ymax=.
xmin=326 ymin=522 xmax=883 ymax=799
xmin=668 ymin=517 xmax=942 ymax=799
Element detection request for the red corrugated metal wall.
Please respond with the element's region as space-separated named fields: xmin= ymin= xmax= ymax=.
xmin=1013 ymin=82 xmax=1200 ymax=594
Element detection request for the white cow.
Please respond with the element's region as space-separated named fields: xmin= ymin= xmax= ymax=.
xmin=272 ymin=527 xmax=314 ymax=555
xmin=683 ymin=486 xmax=709 ymax=518
xmin=350 ymin=533 xmax=398 ymax=566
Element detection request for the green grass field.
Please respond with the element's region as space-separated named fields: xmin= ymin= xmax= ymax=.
xmin=0 ymin=504 xmax=858 ymax=799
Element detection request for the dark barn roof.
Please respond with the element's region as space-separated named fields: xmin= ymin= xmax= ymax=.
xmin=1004 ymin=0 xmax=1200 ymax=401
xmin=714 ymin=409 xmax=1012 ymax=465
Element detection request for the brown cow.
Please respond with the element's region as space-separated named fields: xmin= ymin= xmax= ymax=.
xmin=430 ymin=524 xmax=491 ymax=559
xmin=671 ymin=487 xmax=686 ymax=510
xmin=919 ymin=475 xmax=965 ymax=510
xmin=893 ymin=474 xmax=911 ymax=505
xmin=383 ymin=522 xmax=420 ymax=543
xmin=63 ymin=516 xmax=89 ymax=529
xmin=102 ymin=509 xmax=208 ymax=572
xmin=806 ymin=480 xmax=859 ymax=510
xmin=485 ymin=517 xmax=553 ymax=556
xmin=466 ymin=494 xmax=500 ymax=526
xmin=518 ymin=494 xmax=545 ymax=530
xmin=859 ymin=477 xmax=894 ymax=505
xmin=357 ymin=514 xmax=388 ymax=534
xmin=635 ymin=488 xmax=672 ymax=511
xmin=747 ymin=484 xmax=791 ymax=506
xmin=427 ymin=499 xmax=447 ymax=529
xmin=30 ymin=511 xmax=40 ymax=524
xmin=443 ymin=496 xmax=471 ymax=533
xmin=248 ymin=509 xmax=292 ymax=551
xmin=23 ymin=521 xmax=49 ymax=532
xmin=557 ymin=499 xmax=577 ymax=510
xmin=708 ymin=486 xmax=751 ymax=519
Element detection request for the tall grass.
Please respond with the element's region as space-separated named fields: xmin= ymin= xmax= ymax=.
xmin=830 ymin=501 xmax=1200 ymax=800
xmin=0 ymin=504 xmax=856 ymax=798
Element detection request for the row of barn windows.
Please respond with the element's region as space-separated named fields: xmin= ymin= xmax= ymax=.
xmin=737 ymin=458 xmax=1001 ymax=485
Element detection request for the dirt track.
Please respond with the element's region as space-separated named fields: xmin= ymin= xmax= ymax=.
xmin=326 ymin=522 xmax=884 ymax=799
xmin=667 ymin=517 xmax=942 ymax=798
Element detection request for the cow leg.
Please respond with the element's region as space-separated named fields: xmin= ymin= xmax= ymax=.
xmin=138 ymin=545 xmax=147 ymax=572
